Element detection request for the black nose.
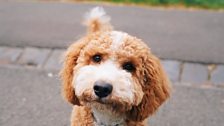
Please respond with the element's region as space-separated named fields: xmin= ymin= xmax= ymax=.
xmin=93 ymin=81 xmax=113 ymax=98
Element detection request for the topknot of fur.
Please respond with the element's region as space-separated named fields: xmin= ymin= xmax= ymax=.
xmin=83 ymin=6 xmax=112 ymax=33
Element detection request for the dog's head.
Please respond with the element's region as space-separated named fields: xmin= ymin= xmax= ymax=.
xmin=61 ymin=7 xmax=171 ymax=122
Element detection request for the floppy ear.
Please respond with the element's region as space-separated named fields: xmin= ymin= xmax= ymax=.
xmin=60 ymin=39 xmax=88 ymax=105
xmin=126 ymin=54 xmax=171 ymax=121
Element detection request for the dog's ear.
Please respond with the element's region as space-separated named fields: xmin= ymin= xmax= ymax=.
xmin=126 ymin=54 xmax=171 ymax=121
xmin=60 ymin=39 xmax=88 ymax=105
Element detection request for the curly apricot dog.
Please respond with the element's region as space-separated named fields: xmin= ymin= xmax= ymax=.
xmin=60 ymin=7 xmax=171 ymax=126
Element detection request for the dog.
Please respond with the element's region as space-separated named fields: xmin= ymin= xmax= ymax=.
xmin=60 ymin=7 xmax=171 ymax=126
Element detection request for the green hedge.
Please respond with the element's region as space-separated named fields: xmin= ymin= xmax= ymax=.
xmin=98 ymin=0 xmax=224 ymax=9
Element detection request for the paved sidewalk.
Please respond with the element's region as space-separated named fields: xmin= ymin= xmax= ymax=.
xmin=0 ymin=66 xmax=223 ymax=126
xmin=0 ymin=2 xmax=224 ymax=64
xmin=1 ymin=47 xmax=223 ymax=126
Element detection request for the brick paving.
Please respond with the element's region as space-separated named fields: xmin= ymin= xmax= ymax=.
xmin=0 ymin=46 xmax=223 ymax=87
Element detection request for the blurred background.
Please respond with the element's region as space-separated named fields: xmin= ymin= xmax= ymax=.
xmin=0 ymin=0 xmax=224 ymax=126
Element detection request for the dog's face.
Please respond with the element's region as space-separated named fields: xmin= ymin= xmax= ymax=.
xmin=74 ymin=31 xmax=144 ymax=111
xmin=61 ymin=30 xmax=170 ymax=121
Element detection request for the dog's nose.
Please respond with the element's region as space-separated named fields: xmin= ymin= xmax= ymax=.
xmin=93 ymin=81 xmax=113 ymax=98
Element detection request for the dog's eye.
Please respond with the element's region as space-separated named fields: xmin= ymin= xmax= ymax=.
xmin=92 ymin=54 xmax=102 ymax=63
xmin=122 ymin=62 xmax=136 ymax=72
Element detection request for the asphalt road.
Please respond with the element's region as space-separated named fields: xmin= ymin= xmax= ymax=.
xmin=0 ymin=2 xmax=224 ymax=64
xmin=0 ymin=66 xmax=224 ymax=126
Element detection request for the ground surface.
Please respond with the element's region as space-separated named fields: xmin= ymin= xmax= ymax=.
xmin=0 ymin=2 xmax=224 ymax=63
xmin=0 ymin=1 xmax=224 ymax=126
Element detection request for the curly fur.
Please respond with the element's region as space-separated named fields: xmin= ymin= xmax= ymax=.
xmin=60 ymin=7 xmax=171 ymax=126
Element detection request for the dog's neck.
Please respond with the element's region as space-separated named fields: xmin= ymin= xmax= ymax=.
xmin=92 ymin=107 xmax=126 ymax=126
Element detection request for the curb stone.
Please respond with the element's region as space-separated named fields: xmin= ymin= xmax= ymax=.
xmin=211 ymin=65 xmax=224 ymax=86
xmin=181 ymin=63 xmax=208 ymax=84
xmin=18 ymin=47 xmax=51 ymax=68
xmin=161 ymin=60 xmax=180 ymax=82
xmin=0 ymin=45 xmax=224 ymax=88
xmin=0 ymin=46 xmax=23 ymax=64
xmin=44 ymin=49 xmax=65 ymax=70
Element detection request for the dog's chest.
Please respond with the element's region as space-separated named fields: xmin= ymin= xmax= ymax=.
xmin=92 ymin=108 xmax=126 ymax=126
